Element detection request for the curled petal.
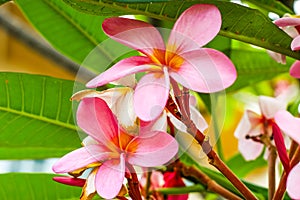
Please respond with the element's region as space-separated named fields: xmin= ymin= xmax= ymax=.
xmin=170 ymin=49 xmax=236 ymax=93
xmin=272 ymin=123 xmax=290 ymax=172
xmin=77 ymin=98 xmax=119 ymax=148
xmin=258 ymin=96 xmax=286 ymax=119
xmin=168 ymin=4 xmax=221 ymax=52
xmin=102 ymin=17 xmax=165 ymax=57
xmin=52 ymin=145 xmax=111 ymax=173
xmin=291 ymin=35 xmax=300 ymax=51
xmin=86 ymin=56 xmax=153 ymax=88
xmin=290 ymin=60 xmax=300 ymax=78
xmin=287 ymin=163 xmax=300 ymax=199
xmin=96 ymin=154 xmax=125 ymax=199
xmin=274 ymin=17 xmax=300 ymax=27
xmin=53 ymin=176 xmax=86 ymax=187
xmin=134 ymin=70 xmax=170 ymax=121
xmin=275 ymin=110 xmax=300 ymax=145
xmin=128 ymin=131 xmax=178 ymax=167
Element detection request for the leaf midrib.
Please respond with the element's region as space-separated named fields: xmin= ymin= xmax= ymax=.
xmin=0 ymin=106 xmax=77 ymax=131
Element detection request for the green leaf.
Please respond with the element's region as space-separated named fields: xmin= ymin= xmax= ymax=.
xmin=0 ymin=73 xmax=83 ymax=159
xmin=0 ymin=173 xmax=81 ymax=199
xmin=62 ymin=0 xmax=300 ymax=60
xmin=0 ymin=0 xmax=10 ymax=5
xmin=242 ymin=0 xmax=293 ymax=16
xmin=226 ymin=153 xmax=267 ymax=178
xmin=227 ymin=49 xmax=293 ymax=92
xmin=14 ymin=0 xmax=118 ymax=73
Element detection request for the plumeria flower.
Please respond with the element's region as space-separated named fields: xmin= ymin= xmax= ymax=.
xmin=269 ymin=15 xmax=300 ymax=78
xmin=72 ymin=75 xmax=168 ymax=133
xmin=234 ymin=95 xmax=290 ymax=169
xmin=140 ymin=171 xmax=188 ymax=200
xmin=53 ymin=97 xmax=178 ymax=199
xmin=275 ymin=108 xmax=300 ymax=199
xmin=86 ymin=4 xmax=236 ymax=121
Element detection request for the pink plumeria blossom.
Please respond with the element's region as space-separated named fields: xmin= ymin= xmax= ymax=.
xmin=275 ymin=109 xmax=300 ymax=199
xmin=234 ymin=96 xmax=289 ymax=162
xmin=270 ymin=15 xmax=300 ymax=78
xmin=86 ymin=4 xmax=236 ymax=121
xmin=53 ymin=97 xmax=178 ymax=199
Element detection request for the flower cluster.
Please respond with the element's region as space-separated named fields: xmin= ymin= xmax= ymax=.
xmin=52 ymin=3 xmax=300 ymax=200
xmin=52 ymin=4 xmax=238 ymax=199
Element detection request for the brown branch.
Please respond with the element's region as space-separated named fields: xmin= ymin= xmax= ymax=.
xmin=166 ymin=95 xmax=257 ymax=200
xmin=175 ymin=162 xmax=242 ymax=200
xmin=126 ymin=164 xmax=142 ymax=200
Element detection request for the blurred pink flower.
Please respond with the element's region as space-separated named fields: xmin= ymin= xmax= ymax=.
xmin=86 ymin=4 xmax=236 ymax=121
xmin=163 ymin=171 xmax=188 ymax=200
xmin=234 ymin=96 xmax=290 ymax=170
xmin=53 ymin=97 xmax=178 ymax=199
xmin=269 ymin=15 xmax=300 ymax=78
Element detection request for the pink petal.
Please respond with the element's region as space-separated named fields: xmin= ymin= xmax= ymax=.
xmin=291 ymin=35 xmax=300 ymax=51
xmin=163 ymin=172 xmax=188 ymax=200
xmin=95 ymin=154 xmax=125 ymax=199
xmin=170 ymin=49 xmax=236 ymax=93
xmin=168 ymin=4 xmax=221 ymax=53
xmin=274 ymin=17 xmax=300 ymax=27
xmin=272 ymin=123 xmax=290 ymax=172
xmin=77 ymin=98 xmax=119 ymax=149
xmin=258 ymin=96 xmax=286 ymax=119
xmin=275 ymin=110 xmax=300 ymax=145
xmin=102 ymin=17 xmax=165 ymax=57
xmin=287 ymin=163 xmax=300 ymax=199
xmin=52 ymin=145 xmax=112 ymax=173
xmin=290 ymin=60 xmax=300 ymax=78
xmin=134 ymin=70 xmax=170 ymax=121
xmin=238 ymin=138 xmax=264 ymax=161
xmin=86 ymin=56 xmax=153 ymax=88
xmin=128 ymin=131 xmax=178 ymax=167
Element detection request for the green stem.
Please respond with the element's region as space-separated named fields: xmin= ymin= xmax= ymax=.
xmin=211 ymin=94 xmax=225 ymax=161
xmin=154 ymin=185 xmax=205 ymax=195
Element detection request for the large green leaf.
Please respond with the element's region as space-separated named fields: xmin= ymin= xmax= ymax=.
xmin=227 ymin=49 xmax=293 ymax=92
xmin=0 ymin=173 xmax=82 ymax=199
xmin=62 ymin=0 xmax=300 ymax=60
xmin=0 ymin=73 xmax=83 ymax=159
xmin=14 ymin=0 xmax=117 ymax=73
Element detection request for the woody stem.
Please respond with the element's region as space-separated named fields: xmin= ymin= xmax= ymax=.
xmin=168 ymin=81 xmax=257 ymax=200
